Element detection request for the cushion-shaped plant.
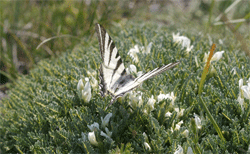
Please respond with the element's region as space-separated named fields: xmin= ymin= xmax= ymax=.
xmin=1 ymin=23 xmax=250 ymax=153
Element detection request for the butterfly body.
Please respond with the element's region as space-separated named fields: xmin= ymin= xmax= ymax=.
xmin=95 ymin=24 xmax=179 ymax=109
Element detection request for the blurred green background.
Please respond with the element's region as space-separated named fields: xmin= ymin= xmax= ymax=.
xmin=0 ymin=0 xmax=249 ymax=98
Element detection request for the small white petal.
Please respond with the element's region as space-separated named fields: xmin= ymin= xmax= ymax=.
xmin=175 ymin=108 xmax=185 ymax=118
xmin=82 ymin=81 xmax=91 ymax=103
xmin=175 ymin=124 xmax=181 ymax=131
xmin=175 ymin=120 xmax=183 ymax=130
xmin=174 ymin=145 xmax=183 ymax=154
xmin=129 ymin=91 xmax=143 ymax=109
xmin=194 ymin=113 xmax=202 ymax=129
xmin=186 ymin=45 xmax=193 ymax=53
xmin=231 ymin=67 xmax=237 ymax=75
xmin=87 ymin=122 xmax=99 ymax=131
xmin=165 ymin=111 xmax=172 ymax=117
xmin=143 ymin=42 xmax=153 ymax=54
xmin=105 ymin=127 xmax=112 ymax=137
xmin=241 ymin=85 xmax=250 ymax=99
xmin=100 ymin=131 xmax=112 ymax=141
xmin=211 ymin=51 xmax=224 ymax=62
xmin=144 ymin=142 xmax=151 ymax=151
xmin=88 ymin=131 xmax=98 ymax=146
xmin=77 ymin=79 xmax=84 ymax=91
xmin=147 ymin=95 xmax=156 ymax=111
xmin=128 ymin=45 xmax=140 ymax=63
xmin=203 ymin=52 xmax=209 ymax=63
xmin=85 ymin=77 xmax=89 ymax=82
xmin=101 ymin=113 xmax=112 ymax=128
xmin=143 ymin=132 xmax=148 ymax=141
xmin=90 ymin=76 xmax=98 ymax=89
xmin=237 ymin=96 xmax=244 ymax=112
xmin=157 ymin=92 xmax=167 ymax=102
xmin=126 ymin=64 xmax=137 ymax=74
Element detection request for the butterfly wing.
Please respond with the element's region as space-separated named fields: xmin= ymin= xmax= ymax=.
xmin=95 ymin=24 xmax=128 ymax=97
xmin=114 ymin=62 xmax=180 ymax=97
xmin=96 ymin=23 xmax=180 ymax=110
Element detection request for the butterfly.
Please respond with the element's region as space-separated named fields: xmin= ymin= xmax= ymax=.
xmin=95 ymin=24 xmax=179 ymax=109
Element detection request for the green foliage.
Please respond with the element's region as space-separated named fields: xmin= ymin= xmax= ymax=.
xmin=0 ymin=0 xmax=127 ymax=86
xmin=1 ymin=22 xmax=250 ymax=153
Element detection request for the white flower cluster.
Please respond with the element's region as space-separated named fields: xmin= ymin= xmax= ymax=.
xmin=237 ymin=78 xmax=250 ymax=112
xmin=77 ymin=78 xmax=92 ymax=103
xmin=128 ymin=42 xmax=153 ymax=63
xmin=203 ymin=51 xmax=224 ymax=63
xmin=172 ymin=32 xmax=193 ymax=53
xmin=77 ymin=71 xmax=98 ymax=103
xmin=83 ymin=113 xmax=113 ymax=146
xmin=174 ymin=145 xmax=194 ymax=154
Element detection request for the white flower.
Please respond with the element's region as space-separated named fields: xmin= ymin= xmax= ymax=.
xmin=187 ymin=147 xmax=194 ymax=154
xmin=204 ymin=51 xmax=225 ymax=63
xmin=147 ymin=95 xmax=156 ymax=111
xmin=101 ymin=113 xmax=112 ymax=128
xmin=143 ymin=132 xmax=148 ymax=141
xmin=165 ymin=111 xmax=172 ymax=117
xmin=87 ymin=70 xmax=97 ymax=77
xmin=79 ymin=132 xmax=87 ymax=142
xmin=87 ymin=122 xmax=99 ymax=131
xmin=142 ymin=42 xmax=153 ymax=54
xmin=157 ymin=92 xmax=167 ymax=102
xmin=90 ymin=76 xmax=98 ymax=89
xmin=175 ymin=108 xmax=185 ymax=118
xmin=128 ymin=45 xmax=140 ymax=63
xmin=211 ymin=51 xmax=224 ymax=62
xmin=172 ymin=32 xmax=193 ymax=53
xmin=77 ymin=78 xmax=84 ymax=91
xmin=237 ymin=96 xmax=244 ymax=112
xmin=129 ymin=91 xmax=143 ymax=108
xmin=241 ymin=84 xmax=250 ymax=99
xmin=182 ymin=129 xmax=189 ymax=138
xmin=186 ymin=45 xmax=194 ymax=53
xmin=175 ymin=120 xmax=183 ymax=131
xmin=194 ymin=113 xmax=202 ymax=129
xmin=170 ymin=127 xmax=174 ymax=133
xmin=100 ymin=129 xmax=113 ymax=141
xmin=157 ymin=92 xmax=176 ymax=105
xmin=105 ymin=127 xmax=112 ymax=137
xmin=126 ymin=64 xmax=137 ymax=74
xmin=231 ymin=67 xmax=237 ymax=75
xmin=126 ymin=65 xmax=144 ymax=78
xmin=174 ymin=145 xmax=183 ymax=154
xmin=144 ymin=142 xmax=151 ymax=151
xmin=88 ymin=131 xmax=98 ymax=146
xmin=77 ymin=78 xmax=92 ymax=103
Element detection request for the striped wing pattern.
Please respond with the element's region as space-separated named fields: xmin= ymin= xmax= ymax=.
xmin=95 ymin=24 xmax=128 ymax=97
xmin=95 ymin=24 xmax=180 ymax=108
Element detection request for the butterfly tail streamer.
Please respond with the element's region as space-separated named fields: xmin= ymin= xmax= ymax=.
xmin=135 ymin=62 xmax=180 ymax=83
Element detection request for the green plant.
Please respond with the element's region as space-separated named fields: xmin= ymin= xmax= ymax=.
xmin=1 ymin=22 xmax=250 ymax=153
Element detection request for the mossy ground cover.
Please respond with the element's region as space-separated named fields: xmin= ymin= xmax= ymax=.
xmin=1 ymin=22 xmax=250 ymax=153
